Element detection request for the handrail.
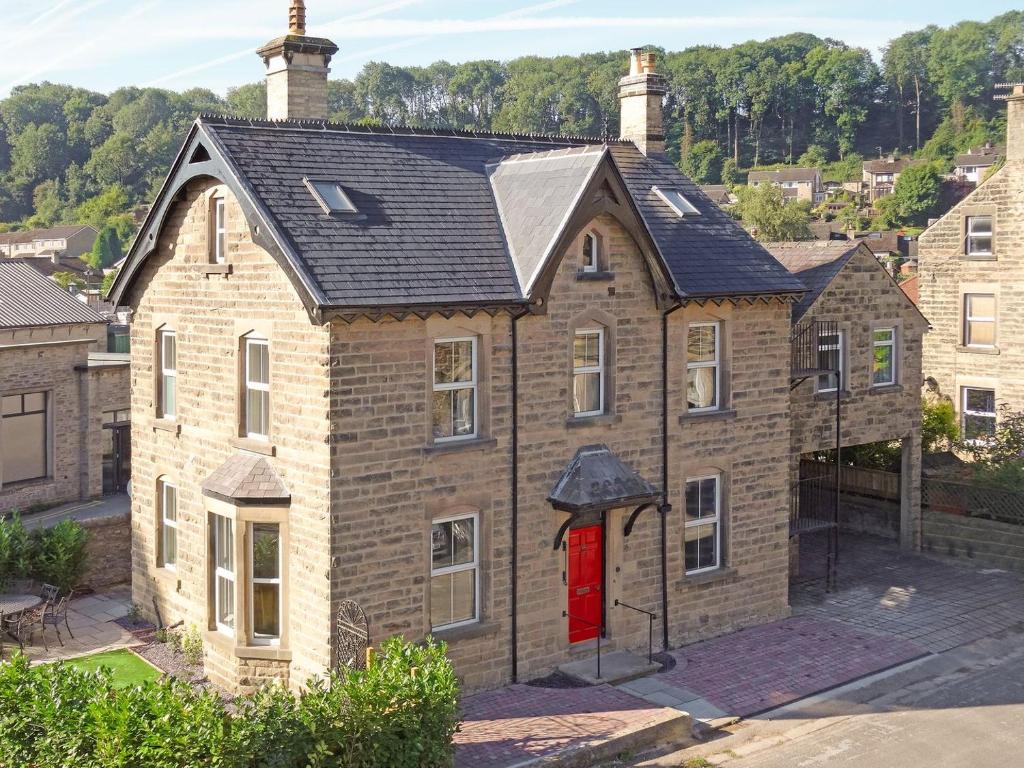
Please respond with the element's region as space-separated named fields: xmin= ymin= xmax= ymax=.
xmin=614 ymin=599 xmax=657 ymax=664
xmin=563 ymin=610 xmax=603 ymax=679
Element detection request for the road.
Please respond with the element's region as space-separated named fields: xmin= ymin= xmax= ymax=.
xmin=621 ymin=627 xmax=1024 ymax=768
xmin=17 ymin=493 xmax=129 ymax=530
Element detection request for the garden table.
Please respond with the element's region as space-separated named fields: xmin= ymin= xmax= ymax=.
xmin=0 ymin=593 xmax=43 ymax=617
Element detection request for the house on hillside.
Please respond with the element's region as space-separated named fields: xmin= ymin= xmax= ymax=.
xmin=919 ymin=85 xmax=1024 ymax=442
xmin=862 ymin=157 xmax=911 ymax=203
xmin=0 ymin=224 xmax=97 ymax=263
xmin=766 ymin=241 xmax=928 ymax=552
xmin=0 ymin=262 xmax=130 ymax=515
xmin=699 ymin=184 xmax=736 ymax=205
xmin=954 ymin=144 xmax=1002 ymax=184
xmin=747 ymin=168 xmax=824 ymax=203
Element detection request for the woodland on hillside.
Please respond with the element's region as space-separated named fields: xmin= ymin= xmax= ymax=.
xmin=0 ymin=12 xmax=1020 ymax=239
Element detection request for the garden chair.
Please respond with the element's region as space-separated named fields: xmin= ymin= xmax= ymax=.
xmin=2 ymin=603 xmax=46 ymax=651
xmin=41 ymin=596 xmax=74 ymax=650
xmin=40 ymin=583 xmax=60 ymax=603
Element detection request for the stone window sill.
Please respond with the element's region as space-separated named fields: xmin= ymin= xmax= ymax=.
xmin=676 ymin=566 xmax=737 ymax=589
xmin=151 ymin=418 xmax=181 ymax=435
xmin=868 ymin=384 xmax=903 ymax=396
xmin=962 ymin=255 xmax=997 ymax=262
xmin=576 ymin=270 xmax=615 ymax=282
xmin=566 ymin=413 xmax=622 ymax=429
xmin=813 ymin=390 xmax=851 ymax=403
xmin=196 ymin=264 xmax=232 ymax=276
xmin=679 ymin=408 xmax=737 ymax=424
xmin=203 ymin=630 xmax=292 ymax=661
xmin=230 ymin=436 xmax=276 ymax=456
xmin=422 ymin=436 xmax=497 ymax=456
xmin=957 ymin=345 xmax=1000 ymax=356
xmin=429 ymin=620 xmax=500 ymax=644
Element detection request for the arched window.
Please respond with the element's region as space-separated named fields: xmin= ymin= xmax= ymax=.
xmin=582 ymin=232 xmax=598 ymax=273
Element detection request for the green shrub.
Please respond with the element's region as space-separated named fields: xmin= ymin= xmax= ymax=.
xmin=0 ymin=636 xmax=460 ymax=768
xmin=181 ymin=625 xmax=203 ymax=667
xmin=31 ymin=519 xmax=89 ymax=594
xmin=0 ymin=514 xmax=32 ymax=592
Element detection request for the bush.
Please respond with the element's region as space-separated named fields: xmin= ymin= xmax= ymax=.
xmin=181 ymin=625 xmax=203 ymax=667
xmin=0 ymin=636 xmax=460 ymax=768
xmin=0 ymin=516 xmax=89 ymax=594
xmin=0 ymin=514 xmax=32 ymax=592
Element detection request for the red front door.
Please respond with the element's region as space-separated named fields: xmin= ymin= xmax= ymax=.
xmin=567 ymin=524 xmax=603 ymax=643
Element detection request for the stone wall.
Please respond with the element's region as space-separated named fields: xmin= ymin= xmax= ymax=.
xmin=82 ymin=512 xmax=132 ymax=588
xmin=922 ymin=511 xmax=1024 ymax=573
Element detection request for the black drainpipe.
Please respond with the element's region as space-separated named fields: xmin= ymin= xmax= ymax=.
xmin=510 ymin=306 xmax=530 ymax=683
xmin=660 ymin=301 xmax=684 ymax=651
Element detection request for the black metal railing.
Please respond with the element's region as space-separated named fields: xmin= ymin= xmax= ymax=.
xmin=614 ymin=599 xmax=656 ymax=664
xmin=791 ymin=317 xmax=840 ymax=386
xmin=563 ymin=611 xmax=604 ymax=679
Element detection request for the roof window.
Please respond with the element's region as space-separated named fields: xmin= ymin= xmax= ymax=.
xmin=652 ymin=186 xmax=700 ymax=217
xmin=304 ymin=178 xmax=357 ymax=215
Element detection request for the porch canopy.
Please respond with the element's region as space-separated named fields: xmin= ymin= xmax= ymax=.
xmin=547 ymin=444 xmax=659 ymax=549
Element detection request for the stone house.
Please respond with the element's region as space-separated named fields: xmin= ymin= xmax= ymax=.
xmin=0 ymin=224 xmax=97 ymax=263
xmin=862 ymin=157 xmax=911 ymax=203
xmin=918 ymin=86 xmax=1024 ymax=442
xmin=108 ymin=6 xmax=886 ymax=696
xmin=747 ymin=168 xmax=824 ymax=203
xmin=0 ymin=262 xmax=131 ymax=515
xmin=767 ymin=242 xmax=928 ymax=554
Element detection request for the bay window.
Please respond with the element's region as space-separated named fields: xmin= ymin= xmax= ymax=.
xmin=251 ymin=523 xmax=281 ymax=644
xmin=213 ymin=514 xmax=235 ymax=636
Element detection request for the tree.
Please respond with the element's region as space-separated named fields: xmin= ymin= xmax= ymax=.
xmin=52 ymin=271 xmax=85 ymax=290
xmin=798 ymin=144 xmax=828 ymax=168
xmin=84 ymin=225 xmax=123 ymax=269
xmin=876 ymin=162 xmax=942 ymax=227
xmin=959 ymin=405 xmax=1024 ymax=490
xmin=922 ymin=398 xmax=959 ymax=453
xmin=101 ymin=268 xmax=119 ymax=297
xmin=733 ymin=184 xmax=812 ymax=241
xmin=883 ymin=28 xmax=935 ymax=150
xmin=680 ymin=139 xmax=723 ymax=183
xmin=75 ymin=184 xmax=130 ymax=231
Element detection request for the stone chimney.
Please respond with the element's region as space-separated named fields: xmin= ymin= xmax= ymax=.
xmin=618 ymin=48 xmax=668 ymax=155
xmin=1003 ymin=83 xmax=1024 ymax=162
xmin=256 ymin=1 xmax=339 ymax=121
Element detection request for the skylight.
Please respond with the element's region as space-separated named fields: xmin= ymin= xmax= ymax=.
xmin=653 ymin=186 xmax=700 ymax=217
xmin=304 ymin=178 xmax=357 ymax=215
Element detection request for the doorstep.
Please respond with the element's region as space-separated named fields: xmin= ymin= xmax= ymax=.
xmin=558 ymin=649 xmax=661 ymax=686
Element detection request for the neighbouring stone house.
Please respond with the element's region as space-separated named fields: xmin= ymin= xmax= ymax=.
xmin=954 ymin=144 xmax=1002 ymax=184
xmin=862 ymin=157 xmax=911 ymax=203
xmin=767 ymin=242 xmax=928 ymax=552
xmin=0 ymin=262 xmax=131 ymax=515
xmin=110 ymin=4 xmax=924 ymax=696
xmin=918 ymin=85 xmax=1024 ymax=443
xmin=0 ymin=224 xmax=97 ymax=265
xmin=747 ymin=168 xmax=824 ymax=203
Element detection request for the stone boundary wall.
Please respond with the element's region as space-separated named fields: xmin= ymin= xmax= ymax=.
xmin=840 ymin=494 xmax=901 ymax=540
xmin=922 ymin=510 xmax=1024 ymax=573
xmin=81 ymin=512 xmax=131 ymax=588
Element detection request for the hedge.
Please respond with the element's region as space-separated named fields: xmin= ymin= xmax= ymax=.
xmin=0 ymin=636 xmax=460 ymax=768
xmin=0 ymin=515 xmax=88 ymax=594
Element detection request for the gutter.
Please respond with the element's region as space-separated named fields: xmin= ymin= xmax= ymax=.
xmin=510 ymin=306 xmax=530 ymax=683
xmin=660 ymin=301 xmax=684 ymax=650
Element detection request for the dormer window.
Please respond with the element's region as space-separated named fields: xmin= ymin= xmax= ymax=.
xmin=305 ymin=178 xmax=358 ymax=215
xmin=212 ymin=198 xmax=226 ymax=264
xmin=653 ymin=186 xmax=700 ymax=217
xmin=582 ymin=232 xmax=598 ymax=273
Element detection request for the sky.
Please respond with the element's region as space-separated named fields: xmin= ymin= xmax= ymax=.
xmin=0 ymin=0 xmax=1018 ymax=99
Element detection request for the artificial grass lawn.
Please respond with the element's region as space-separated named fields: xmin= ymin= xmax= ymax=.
xmin=63 ymin=649 xmax=161 ymax=687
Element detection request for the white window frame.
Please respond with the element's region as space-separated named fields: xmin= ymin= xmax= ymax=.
xmin=582 ymin=232 xmax=598 ymax=273
xmin=159 ymin=330 xmax=177 ymax=419
xmin=213 ymin=514 xmax=235 ymax=637
xmin=213 ymin=198 xmax=226 ymax=264
xmin=249 ymin=522 xmax=282 ymax=646
xmin=964 ymin=294 xmax=996 ymax=348
xmin=244 ymin=336 xmax=270 ymax=440
xmin=573 ymin=328 xmax=605 ymax=417
xmin=871 ymin=327 xmax=897 ymax=387
xmin=684 ymin=474 xmax=721 ymax=575
xmin=160 ymin=479 xmax=177 ymax=570
xmin=962 ymin=387 xmax=996 ymax=445
xmin=432 ymin=337 xmax=478 ymax=443
xmin=430 ymin=512 xmax=480 ymax=631
xmin=816 ymin=330 xmax=844 ymax=394
xmin=965 ymin=215 xmax=993 ymax=257
xmin=687 ymin=322 xmax=721 ymax=413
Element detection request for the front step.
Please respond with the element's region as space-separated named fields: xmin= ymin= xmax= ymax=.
xmin=558 ymin=649 xmax=660 ymax=686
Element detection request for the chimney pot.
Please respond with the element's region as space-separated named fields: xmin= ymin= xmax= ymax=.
xmin=289 ymin=0 xmax=306 ymax=35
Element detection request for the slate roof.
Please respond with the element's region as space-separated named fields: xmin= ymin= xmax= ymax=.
xmin=0 ymin=225 xmax=95 ymax=246
xmin=548 ymin=444 xmax=658 ymax=514
xmin=0 ymin=261 xmax=105 ymax=329
xmin=762 ymin=242 xmax=861 ymax=321
xmin=202 ymin=452 xmax=290 ymax=505
xmin=748 ymin=167 xmax=820 ymax=184
xmin=863 ymin=158 xmax=911 ymax=174
xmin=699 ymin=185 xmax=733 ymax=204
xmin=192 ymin=117 xmax=804 ymax=307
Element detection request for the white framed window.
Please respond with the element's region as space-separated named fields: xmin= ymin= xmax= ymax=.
xmin=430 ymin=513 xmax=479 ymax=630
xmin=159 ymin=478 xmax=177 ymax=569
xmin=962 ymin=387 xmax=996 ymax=444
xmin=684 ymin=475 xmax=721 ymax=574
xmin=582 ymin=232 xmax=598 ymax=273
xmin=1 ymin=392 xmax=48 ymax=484
xmin=687 ymin=322 xmax=720 ymax=411
xmin=212 ymin=198 xmax=226 ymax=264
xmin=573 ymin=328 xmax=605 ymax=417
xmin=964 ymin=294 xmax=996 ymax=348
xmin=432 ymin=338 xmax=477 ymax=442
xmin=965 ymin=216 xmax=993 ymax=256
xmin=816 ymin=330 xmax=844 ymax=393
xmin=244 ymin=336 xmax=270 ymax=439
xmin=250 ymin=522 xmax=281 ymax=645
xmin=872 ymin=327 xmax=896 ymax=387
xmin=158 ymin=330 xmax=177 ymax=419
xmin=213 ymin=514 xmax=235 ymax=636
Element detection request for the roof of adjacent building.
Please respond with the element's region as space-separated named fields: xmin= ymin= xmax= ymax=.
xmin=747 ymin=167 xmax=820 ymax=183
xmin=548 ymin=444 xmax=659 ymax=514
xmin=863 ymin=157 xmax=911 ymax=174
xmin=900 ymin=274 xmax=920 ymax=305
xmin=202 ymin=453 xmax=290 ymax=505
xmin=0 ymin=261 xmax=105 ymax=329
xmin=114 ymin=117 xmax=805 ymax=310
xmin=762 ymin=241 xmax=862 ymax=321
xmin=0 ymin=225 xmax=96 ymax=246
xmin=699 ymin=185 xmax=733 ymax=204
xmin=955 ymin=145 xmax=1003 ymax=168
xmin=11 ymin=255 xmax=87 ymax=279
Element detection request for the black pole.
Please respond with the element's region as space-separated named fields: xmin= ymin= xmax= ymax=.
xmin=510 ymin=308 xmax=527 ymax=683
xmin=834 ymin=363 xmax=842 ymax=590
xmin=660 ymin=303 xmax=683 ymax=650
